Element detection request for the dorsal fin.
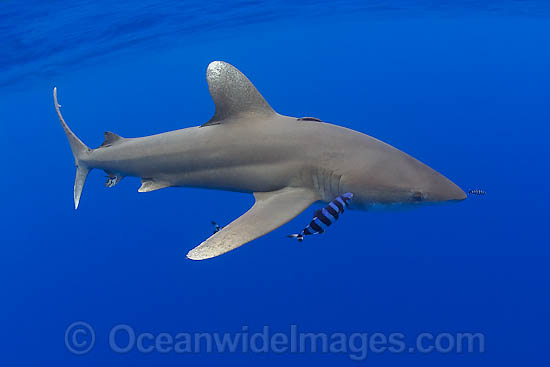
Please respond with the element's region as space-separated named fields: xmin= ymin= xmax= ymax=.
xmin=100 ymin=131 xmax=124 ymax=147
xmin=202 ymin=61 xmax=276 ymax=127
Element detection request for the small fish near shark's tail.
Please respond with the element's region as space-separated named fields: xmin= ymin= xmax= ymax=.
xmin=287 ymin=233 xmax=304 ymax=242
xmin=53 ymin=87 xmax=92 ymax=210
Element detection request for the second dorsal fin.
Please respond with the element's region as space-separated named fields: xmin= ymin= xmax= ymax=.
xmin=202 ymin=61 xmax=276 ymax=127
xmin=100 ymin=131 xmax=124 ymax=147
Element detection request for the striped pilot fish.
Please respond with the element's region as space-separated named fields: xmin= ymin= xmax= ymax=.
xmin=468 ymin=189 xmax=486 ymax=195
xmin=211 ymin=221 xmax=222 ymax=234
xmin=288 ymin=192 xmax=354 ymax=242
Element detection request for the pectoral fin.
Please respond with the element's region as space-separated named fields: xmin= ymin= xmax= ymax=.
xmin=186 ymin=187 xmax=319 ymax=260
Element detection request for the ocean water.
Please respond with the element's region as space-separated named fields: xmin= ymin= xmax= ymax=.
xmin=1 ymin=1 xmax=549 ymax=365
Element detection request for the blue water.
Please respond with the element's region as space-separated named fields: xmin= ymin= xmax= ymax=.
xmin=2 ymin=1 xmax=549 ymax=365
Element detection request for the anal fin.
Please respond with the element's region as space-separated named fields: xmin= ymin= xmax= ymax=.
xmin=138 ymin=178 xmax=171 ymax=192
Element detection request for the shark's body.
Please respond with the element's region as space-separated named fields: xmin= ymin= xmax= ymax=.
xmin=56 ymin=61 xmax=466 ymax=260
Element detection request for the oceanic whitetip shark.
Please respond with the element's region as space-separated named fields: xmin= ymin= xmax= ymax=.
xmin=54 ymin=61 xmax=466 ymax=260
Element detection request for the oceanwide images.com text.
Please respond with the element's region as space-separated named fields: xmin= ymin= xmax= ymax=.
xmin=65 ymin=322 xmax=485 ymax=360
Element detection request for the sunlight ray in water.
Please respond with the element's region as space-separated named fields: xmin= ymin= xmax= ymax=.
xmin=0 ymin=0 xmax=549 ymax=87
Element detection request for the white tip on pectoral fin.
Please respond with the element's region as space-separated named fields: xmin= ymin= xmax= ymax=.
xmin=186 ymin=187 xmax=319 ymax=260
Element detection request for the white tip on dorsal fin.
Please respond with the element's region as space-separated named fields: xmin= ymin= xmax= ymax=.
xmin=100 ymin=131 xmax=124 ymax=147
xmin=202 ymin=61 xmax=276 ymax=127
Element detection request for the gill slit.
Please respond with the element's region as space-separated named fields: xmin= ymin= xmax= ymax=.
xmin=311 ymin=167 xmax=342 ymax=202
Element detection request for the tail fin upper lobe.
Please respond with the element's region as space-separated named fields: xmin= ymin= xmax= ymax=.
xmin=53 ymin=87 xmax=91 ymax=209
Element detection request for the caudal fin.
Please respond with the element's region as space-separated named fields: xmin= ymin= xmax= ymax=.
xmin=53 ymin=87 xmax=92 ymax=209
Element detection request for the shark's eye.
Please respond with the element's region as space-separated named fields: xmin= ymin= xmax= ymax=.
xmin=412 ymin=192 xmax=423 ymax=202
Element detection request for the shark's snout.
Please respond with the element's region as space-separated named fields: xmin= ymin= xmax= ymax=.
xmin=424 ymin=175 xmax=467 ymax=203
xmin=442 ymin=182 xmax=467 ymax=202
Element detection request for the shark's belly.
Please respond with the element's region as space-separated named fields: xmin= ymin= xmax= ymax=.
xmin=93 ymin=139 xmax=305 ymax=193
xmin=165 ymin=160 xmax=303 ymax=193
